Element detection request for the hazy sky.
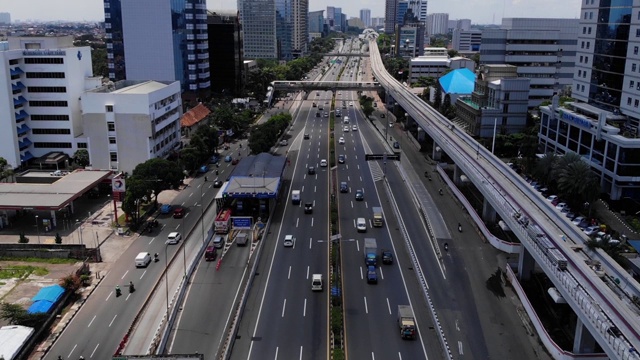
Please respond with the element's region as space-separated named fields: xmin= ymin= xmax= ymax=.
xmin=2 ymin=0 xmax=582 ymax=25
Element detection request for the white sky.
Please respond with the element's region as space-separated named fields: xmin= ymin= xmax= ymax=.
xmin=1 ymin=0 xmax=582 ymax=25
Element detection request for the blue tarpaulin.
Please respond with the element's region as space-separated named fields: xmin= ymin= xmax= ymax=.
xmin=28 ymin=285 xmax=65 ymax=314
xmin=438 ymin=68 xmax=476 ymax=95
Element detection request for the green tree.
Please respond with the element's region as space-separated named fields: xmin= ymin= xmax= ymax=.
xmin=73 ymin=149 xmax=90 ymax=167
xmin=557 ymin=160 xmax=600 ymax=210
xmin=91 ymin=48 xmax=109 ymax=78
xmin=129 ymin=158 xmax=183 ymax=205
xmin=433 ymin=86 xmax=442 ymax=110
xmin=59 ymin=274 xmax=82 ymax=293
xmin=121 ymin=177 xmax=149 ymax=224
xmin=533 ymin=153 xmax=558 ymax=185
xmin=0 ymin=302 xmax=47 ymax=328
xmin=0 ymin=157 xmax=13 ymax=182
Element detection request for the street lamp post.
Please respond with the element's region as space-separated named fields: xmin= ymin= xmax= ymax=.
xmin=34 ymin=215 xmax=40 ymax=244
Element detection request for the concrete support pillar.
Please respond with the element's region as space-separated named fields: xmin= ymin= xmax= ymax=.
xmin=432 ymin=142 xmax=442 ymax=161
xmin=573 ymin=318 xmax=597 ymax=353
xmin=482 ymin=198 xmax=497 ymax=223
xmin=517 ymin=246 xmax=535 ymax=281
xmin=49 ymin=209 xmax=57 ymax=228
xmin=453 ymin=164 xmax=462 ymax=186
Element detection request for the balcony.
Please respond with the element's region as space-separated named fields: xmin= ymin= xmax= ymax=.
xmin=13 ymin=96 xmax=27 ymax=107
xmin=19 ymin=138 xmax=32 ymax=150
xmin=16 ymin=124 xmax=31 ymax=136
xmin=15 ymin=110 xmax=29 ymax=122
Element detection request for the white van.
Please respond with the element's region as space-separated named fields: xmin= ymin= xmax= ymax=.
xmin=357 ymin=218 xmax=367 ymax=232
xmin=343 ymin=116 xmax=350 ymax=124
xmin=135 ymin=252 xmax=151 ymax=268
xmin=312 ymin=274 xmax=323 ymax=291
xmin=292 ymin=190 xmax=301 ymax=204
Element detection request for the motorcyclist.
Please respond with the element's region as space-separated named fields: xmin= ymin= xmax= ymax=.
xmin=129 ymin=281 xmax=135 ymax=292
xmin=154 ymin=253 xmax=159 ymax=262
xmin=115 ymin=285 xmax=121 ymax=296
xmin=444 ymin=243 xmax=448 ymax=252
xmin=216 ymin=170 xmax=219 ymax=176
xmin=204 ymin=176 xmax=208 ymax=182
xmin=458 ymin=223 xmax=462 ymax=232
xmin=438 ymin=188 xmax=443 ymax=195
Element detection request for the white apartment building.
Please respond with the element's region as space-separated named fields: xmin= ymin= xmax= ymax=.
xmin=408 ymin=50 xmax=475 ymax=84
xmin=82 ymin=80 xmax=182 ymax=174
xmin=452 ymin=29 xmax=482 ymax=52
xmin=0 ymin=36 xmax=99 ymax=170
xmin=427 ymin=13 xmax=448 ymax=36
xmin=480 ymin=18 xmax=579 ymax=108
xmin=360 ymin=9 xmax=371 ymax=27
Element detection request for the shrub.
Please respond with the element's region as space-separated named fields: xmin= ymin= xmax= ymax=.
xmin=18 ymin=232 xmax=29 ymax=243
xmin=55 ymin=232 xmax=63 ymax=244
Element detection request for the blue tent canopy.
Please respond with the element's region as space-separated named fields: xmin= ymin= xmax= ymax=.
xmin=28 ymin=300 xmax=54 ymax=314
xmin=31 ymin=284 xmax=65 ymax=302
xmin=438 ymin=68 xmax=476 ymax=95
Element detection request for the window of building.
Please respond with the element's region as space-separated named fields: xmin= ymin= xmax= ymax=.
xmin=109 ymin=137 xmax=116 ymax=144
xmin=33 ymin=142 xmax=72 ymax=148
xmin=107 ymin=122 xmax=115 ymax=131
xmin=32 ymin=128 xmax=71 ymax=135
xmin=31 ymin=114 xmax=70 ymax=121
xmin=634 ymin=64 xmax=637 ymax=72
xmin=27 ymin=86 xmax=67 ymax=93
xmin=636 ymin=82 xmax=640 ymax=90
xmin=110 ymin=152 xmax=118 ymax=161
xmin=25 ymin=72 xmax=65 ymax=79
xmin=583 ymin=27 xmax=587 ymax=34
xmin=28 ymin=100 xmax=68 ymax=107
xmin=579 ymin=70 xmax=582 ymax=77
xmin=579 ymin=55 xmax=583 ymax=63
xmin=631 ymin=80 xmax=635 ymax=88
xmin=106 ymin=105 xmax=113 ymax=112
xmin=581 ymin=41 xmax=585 ymax=49
xmin=586 ymin=42 xmax=590 ymax=49
xmin=24 ymin=58 xmax=64 ymax=64
xmin=637 ymin=28 xmax=640 ymax=37
xmin=628 ymin=97 xmax=632 ymax=105
xmin=635 ymin=46 xmax=639 ymax=55
xmin=635 ymin=99 xmax=639 ymax=107
xmin=589 ymin=12 xmax=593 ymax=19
xmin=77 ymin=142 xmax=88 ymax=149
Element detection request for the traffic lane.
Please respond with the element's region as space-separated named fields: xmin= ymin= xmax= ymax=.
xmin=340 ymin=235 xmax=427 ymax=360
xmin=45 ymin=255 xmax=162 ymax=359
xmin=169 ymin=239 xmax=251 ymax=354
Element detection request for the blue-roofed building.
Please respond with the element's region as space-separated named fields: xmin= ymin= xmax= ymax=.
xmin=438 ymin=68 xmax=476 ymax=105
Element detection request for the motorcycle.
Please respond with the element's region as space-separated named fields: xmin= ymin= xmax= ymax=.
xmin=129 ymin=281 xmax=135 ymax=293
xmin=439 ymin=188 xmax=443 ymax=196
xmin=444 ymin=243 xmax=449 ymax=252
xmin=115 ymin=286 xmax=121 ymax=297
xmin=154 ymin=253 xmax=159 ymax=262
xmin=458 ymin=223 xmax=462 ymax=233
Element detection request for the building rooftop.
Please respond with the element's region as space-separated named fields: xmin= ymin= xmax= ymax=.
xmin=439 ymin=68 xmax=475 ymax=94
xmin=88 ymin=80 xmax=173 ymax=94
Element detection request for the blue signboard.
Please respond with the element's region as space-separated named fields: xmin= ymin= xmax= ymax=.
xmin=233 ymin=217 xmax=252 ymax=229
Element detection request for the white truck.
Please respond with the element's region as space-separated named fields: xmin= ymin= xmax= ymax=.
xmin=397 ymin=305 xmax=416 ymax=339
xmin=291 ymin=190 xmax=301 ymax=205
xmin=364 ymin=238 xmax=377 ymax=266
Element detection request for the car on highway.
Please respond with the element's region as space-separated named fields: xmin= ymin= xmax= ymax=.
xmin=304 ymin=133 xmax=310 ymax=139
xmin=338 ymin=154 xmax=345 ymax=163
xmin=308 ymin=166 xmax=316 ymax=175
xmin=283 ymin=234 xmax=295 ymax=247
xmin=304 ymin=202 xmax=313 ymax=214
xmin=335 ymin=112 xmax=341 ymax=117
xmin=160 ymin=204 xmax=172 ymax=214
xmin=340 ymin=181 xmax=348 ymax=193
xmin=280 ymin=139 xmax=288 ymax=146
xmin=172 ymin=206 xmax=185 ymax=219
xmin=320 ymin=159 xmax=328 ymax=167
xmin=356 ymin=217 xmax=367 ymax=232
xmin=366 ymin=266 xmax=378 ymax=283
xmin=355 ymin=189 xmax=364 ymax=201
xmin=338 ymin=137 xmax=345 ymax=144
xmin=166 ymin=232 xmax=182 ymax=245
xmin=343 ymin=125 xmax=349 ymax=132
xmin=231 ymin=159 xmax=239 ymax=165
xmin=316 ymin=112 xmax=321 ymax=117
xmin=349 ymin=101 xmax=354 ymax=107
xmin=352 ymin=125 xmax=358 ymax=131
xmin=224 ymin=155 xmax=232 ymax=162
xmin=324 ymin=112 xmax=329 ymax=118
xmin=381 ymin=249 xmax=394 ymax=264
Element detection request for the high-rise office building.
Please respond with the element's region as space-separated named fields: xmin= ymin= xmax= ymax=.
xmin=0 ymin=36 xmax=95 ymax=169
xmin=0 ymin=12 xmax=11 ymax=25
xmin=207 ymin=11 xmax=243 ymax=96
xmin=104 ymin=0 xmax=210 ymax=95
xmin=384 ymin=0 xmax=397 ymax=34
xmin=481 ymin=18 xmax=578 ymax=108
xmin=240 ymin=0 xmax=308 ymax=60
xmin=334 ymin=8 xmax=343 ymax=32
xmin=360 ymin=9 xmax=371 ymax=27
xmin=326 ymin=6 xmax=336 ymax=30
xmin=538 ymin=1 xmax=640 ymax=200
xmin=427 ymin=13 xmax=449 ymax=35
xmin=308 ymin=10 xmax=325 ymax=34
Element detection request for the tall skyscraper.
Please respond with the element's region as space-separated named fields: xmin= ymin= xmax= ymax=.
xmin=326 ymin=6 xmax=336 ymax=30
xmin=240 ymin=0 xmax=308 ymax=60
xmin=104 ymin=0 xmax=210 ymax=94
xmin=334 ymin=8 xmax=343 ymax=32
xmin=538 ymin=0 xmax=640 ymax=200
xmin=308 ymin=10 xmax=325 ymax=34
xmin=360 ymin=9 xmax=371 ymax=27
xmin=207 ymin=11 xmax=243 ymax=96
xmin=0 ymin=12 xmax=11 ymax=25
xmin=384 ymin=0 xmax=397 ymax=34
xmin=427 ymin=13 xmax=449 ymax=35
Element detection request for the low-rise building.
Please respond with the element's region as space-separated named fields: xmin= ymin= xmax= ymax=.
xmin=82 ymin=80 xmax=182 ymax=174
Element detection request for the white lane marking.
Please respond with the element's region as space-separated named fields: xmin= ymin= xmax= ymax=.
xmin=301 ymin=185 xmax=305 ymax=192
xmin=90 ymin=343 xmax=100 ymax=358
xmin=184 ymin=212 xmax=190 ymax=218
xmin=357 ymin=164 xmax=360 ymax=170
xmin=106 ymin=292 xmax=112 ymax=301
xmin=311 ymin=217 xmax=314 ymax=227
xmin=364 ymin=297 xmax=369 ymax=314
xmin=299 ymin=346 xmax=304 ymax=359
xmin=148 ymin=237 xmax=155 ymax=245
xmin=356 ymin=239 xmax=360 ymax=252
xmin=398 ymin=352 xmax=402 ymax=360
xmin=309 ymin=237 xmax=313 ymax=249
xmin=306 ymin=266 xmax=309 ymax=279
xmin=386 ymin=298 xmax=392 ymax=315
xmin=458 ymin=341 xmax=464 ymax=355
xmin=296 ymin=218 xmax=299 ymax=227
xmin=275 ymin=347 xmax=279 ymax=360
xmin=189 ymin=192 xmax=193 ymax=197
xmin=456 ymin=319 xmax=460 ymax=331
xmin=314 ymin=185 xmax=317 ymax=192
xmin=379 ymin=267 xmax=384 ymax=280
xmin=176 ymin=223 xmax=181 ymax=230
xmin=281 ymin=299 xmax=287 ymax=317
xmin=303 ymin=299 xmax=307 ymax=317
xmin=121 ymin=270 xmax=128 ymax=280
xmin=181 ymin=201 xmax=185 ymax=206
xmin=359 ymin=266 xmax=364 ymax=280
xmin=288 ymin=266 xmax=292 ymax=279
xmin=109 ymin=314 xmax=117 ymax=327
xmin=139 ymin=270 xmax=146 ymax=280
xmin=351 ymin=201 xmax=354 ymax=208
xmin=88 ymin=315 xmax=96 ymax=327
xmin=67 ymin=344 xmax=77 ymax=359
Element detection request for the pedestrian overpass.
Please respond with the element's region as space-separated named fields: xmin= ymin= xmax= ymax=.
xmin=323 ymin=52 xmax=368 ymax=57
xmin=270 ymin=80 xmax=382 ymax=93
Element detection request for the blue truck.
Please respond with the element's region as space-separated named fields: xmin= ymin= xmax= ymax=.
xmin=364 ymin=238 xmax=377 ymax=266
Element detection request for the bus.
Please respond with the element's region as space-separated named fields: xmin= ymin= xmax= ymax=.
xmin=215 ymin=208 xmax=233 ymax=234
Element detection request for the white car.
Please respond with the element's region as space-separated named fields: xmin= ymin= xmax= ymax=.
xmin=555 ymin=202 xmax=568 ymax=211
xmin=343 ymin=126 xmax=350 ymax=132
xmin=584 ymin=225 xmax=600 ymax=236
xmin=352 ymin=125 xmax=358 ymax=131
xmin=320 ymin=159 xmax=328 ymax=167
xmin=283 ymin=234 xmax=295 ymax=247
xmin=280 ymin=139 xmax=288 ymax=146
xmin=349 ymin=101 xmax=354 ymax=107
xmin=338 ymin=137 xmax=345 ymax=144
xmin=166 ymin=232 xmax=182 ymax=245
xmin=572 ymin=216 xmax=586 ymax=226
xmin=546 ymin=195 xmax=558 ymax=202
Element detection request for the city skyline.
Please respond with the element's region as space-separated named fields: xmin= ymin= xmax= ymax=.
xmin=2 ymin=0 xmax=582 ymax=26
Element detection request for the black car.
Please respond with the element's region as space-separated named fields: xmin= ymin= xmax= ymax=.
xmin=340 ymin=181 xmax=348 ymax=193
xmin=381 ymin=249 xmax=394 ymax=264
xmin=393 ymin=141 xmax=400 ymax=149
xmin=213 ymin=180 xmax=223 ymax=188
xmin=308 ymin=166 xmax=316 ymax=175
xmin=338 ymin=154 xmax=345 ymax=163
xmin=355 ymin=189 xmax=364 ymax=201
xmin=304 ymin=202 xmax=313 ymax=214
xmin=304 ymin=133 xmax=310 ymax=139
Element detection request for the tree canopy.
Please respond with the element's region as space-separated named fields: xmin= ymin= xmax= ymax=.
xmin=248 ymin=113 xmax=292 ymax=154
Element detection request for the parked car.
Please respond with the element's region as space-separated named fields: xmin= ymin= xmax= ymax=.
xmin=393 ymin=141 xmax=400 ymax=149
xmin=565 ymin=212 xmax=577 ymax=220
xmin=546 ymin=195 xmax=558 ymax=202
xmin=555 ymin=202 xmax=568 ymax=211
xmin=551 ymin=198 xmax=561 ymax=206
xmin=584 ymin=225 xmax=600 ymax=236
xmin=572 ymin=216 xmax=586 ymax=226
xmin=280 ymin=139 xmax=288 ymax=146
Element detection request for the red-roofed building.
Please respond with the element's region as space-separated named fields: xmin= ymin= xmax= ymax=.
xmin=180 ymin=103 xmax=211 ymax=137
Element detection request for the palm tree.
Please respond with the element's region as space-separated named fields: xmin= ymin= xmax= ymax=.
xmin=533 ymin=153 xmax=557 ymax=187
xmin=556 ymin=160 xmax=600 ymax=210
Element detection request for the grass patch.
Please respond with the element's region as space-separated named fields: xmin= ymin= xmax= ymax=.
xmin=0 ymin=265 xmax=49 ymax=280
xmin=0 ymin=257 xmax=77 ymax=265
